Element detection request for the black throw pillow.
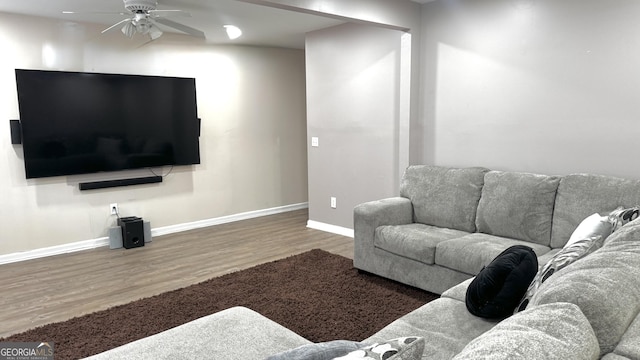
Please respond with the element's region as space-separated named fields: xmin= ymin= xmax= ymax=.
xmin=465 ymin=245 xmax=538 ymax=319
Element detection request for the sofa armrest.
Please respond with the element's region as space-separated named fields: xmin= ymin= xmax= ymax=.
xmin=85 ymin=307 xmax=311 ymax=360
xmin=353 ymin=197 xmax=413 ymax=269
xmin=354 ymin=197 xmax=414 ymax=235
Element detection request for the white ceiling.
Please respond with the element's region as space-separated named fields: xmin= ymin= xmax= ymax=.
xmin=0 ymin=0 xmax=352 ymax=49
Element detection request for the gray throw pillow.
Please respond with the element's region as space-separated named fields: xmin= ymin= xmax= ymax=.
xmin=334 ymin=337 xmax=424 ymax=360
xmin=514 ymin=212 xmax=614 ymax=314
xmin=514 ymin=235 xmax=603 ymax=314
xmin=566 ymin=213 xmax=614 ymax=246
xmin=607 ymin=206 xmax=640 ymax=233
xmin=265 ymin=340 xmax=367 ymax=360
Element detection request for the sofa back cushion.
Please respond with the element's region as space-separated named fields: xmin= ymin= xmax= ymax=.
xmin=550 ymin=173 xmax=640 ymax=248
xmin=475 ymin=171 xmax=560 ymax=246
xmin=529 ymin=219 xmax=640 ymax=356
xmin=400 ymin=166 xmax=488 ymax=232
xmin=453 ymin=302 xmax=600 ymax=360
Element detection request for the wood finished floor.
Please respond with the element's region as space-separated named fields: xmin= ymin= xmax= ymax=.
xmin=0 ymin=209 xmax=354 ymax=338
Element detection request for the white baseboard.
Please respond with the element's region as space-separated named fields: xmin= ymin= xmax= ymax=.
xmin=0 ymin=237 xmax=112 ymax=266
xmin=0 ymin=203 xmax=309 ymax=265
xmin=306 ymin=220 xmax=354 ymax=238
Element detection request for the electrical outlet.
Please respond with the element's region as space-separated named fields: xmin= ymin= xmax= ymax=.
xmin=110 ymin=203 xmax=119 ymax=215
xmin=330 ymin=197 xmax=337 ymax=209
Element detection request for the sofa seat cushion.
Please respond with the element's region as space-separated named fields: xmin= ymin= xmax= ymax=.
xmin=601 ymin=354 xmax=633 ymax=360
xmin=365 ymin=297 xmax=497 ymax=360
xmin=441 ymin=278 xmax=474 ymax=302
xmin=435 ymin=233 xmax=550 ymax=275
xmin=529 ymin=219 xmax=640 ymax=356
xmin=400 ymin=165 xmax=488 ymax=232
xmin=551 ymin=173 xmax=640 ymax=248
xmin=475 ymin=171 xmax=560 ymax=246
xmin=453 ymin=302 xmax=600 ymax=360
xmin=611 ymin=311 xmax=640 ymax=360
xmin=375 ymin=224 xmax=470 ymax=265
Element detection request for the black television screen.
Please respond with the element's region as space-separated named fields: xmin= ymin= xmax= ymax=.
xmin=15 ymin=69 xmax=200 ymax=179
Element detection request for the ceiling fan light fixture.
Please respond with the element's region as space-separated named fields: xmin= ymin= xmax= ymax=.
xmin=135 ymin=20 xmax=152 ymax=34
xmin=149 ymin=26 xmax=163 ymax=40
xmin=224 ymin=25 xmax=242 ymax=40
xmin=122 ymin=22 xmax=136 ymax=38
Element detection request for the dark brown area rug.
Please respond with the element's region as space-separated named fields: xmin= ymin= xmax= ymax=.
xmin=2 ymin=249 xmax=438 ymax=359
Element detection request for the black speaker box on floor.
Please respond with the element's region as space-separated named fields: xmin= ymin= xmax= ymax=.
xmin=118 ymin=216 xmax=145 ymax=249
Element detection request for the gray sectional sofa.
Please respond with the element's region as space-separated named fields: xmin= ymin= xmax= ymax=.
xmin=354 ymin=165 xmax=640 ymax=295
xmin=365 ymin=214 xmax=640 ymax=359
xmin=88 ymin=165 xmax=640 ymax=359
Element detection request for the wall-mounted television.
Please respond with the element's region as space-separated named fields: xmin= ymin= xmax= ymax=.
xmin=15 ymin=69 xmax=200 ymax=179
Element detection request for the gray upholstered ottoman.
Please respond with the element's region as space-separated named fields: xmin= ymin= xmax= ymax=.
xmin=84 ymin=307 xmax=311 ymax=360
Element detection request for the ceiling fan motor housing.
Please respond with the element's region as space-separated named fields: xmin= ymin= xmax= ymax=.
xmin=123 ymin=0 xmax=158 ymax=12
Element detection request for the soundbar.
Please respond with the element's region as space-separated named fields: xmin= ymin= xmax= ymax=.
xmin=79 ymin=176 xmax=163 ymax=191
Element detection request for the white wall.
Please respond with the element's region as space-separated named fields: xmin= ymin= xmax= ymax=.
xmin=258 ymin=0 xmax=422 ymax=232
xmin=247 ymin=0 xmax=423 ymax=167
xmin=0 ymin=13 xmax=308 ymax=256
xmin=420 ymin=0 xmax=640 ymax=179
xmin=240 ymin=0 xmax=419 ymax=31
xmin=306 ymin=23 xmax=406 ymax=230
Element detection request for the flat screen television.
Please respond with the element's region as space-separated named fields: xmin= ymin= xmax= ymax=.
xmin=15 ymin=69 xmax=200 ymax=179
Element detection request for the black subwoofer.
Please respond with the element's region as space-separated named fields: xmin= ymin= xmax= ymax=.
xmin=118 ymin=217 xmax=145 ymax=249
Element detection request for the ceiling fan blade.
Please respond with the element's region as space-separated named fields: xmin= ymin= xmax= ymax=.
xmin=102 ymin=18 xmax=132 ymax=34
xmin=153 ymin=17 xmax=205 ymax=38
xmin=149 ymin=9 xmax=192 ymax=17
xmin=63 ymin=10 xmax=128 ymax=16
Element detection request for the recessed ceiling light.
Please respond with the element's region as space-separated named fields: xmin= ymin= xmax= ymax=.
xmin=224 ymin=25 xmax=242 ymax=40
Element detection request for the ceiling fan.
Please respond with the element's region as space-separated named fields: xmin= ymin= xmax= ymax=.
xmin=64 ymin=0 xmax=205 ymax=40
